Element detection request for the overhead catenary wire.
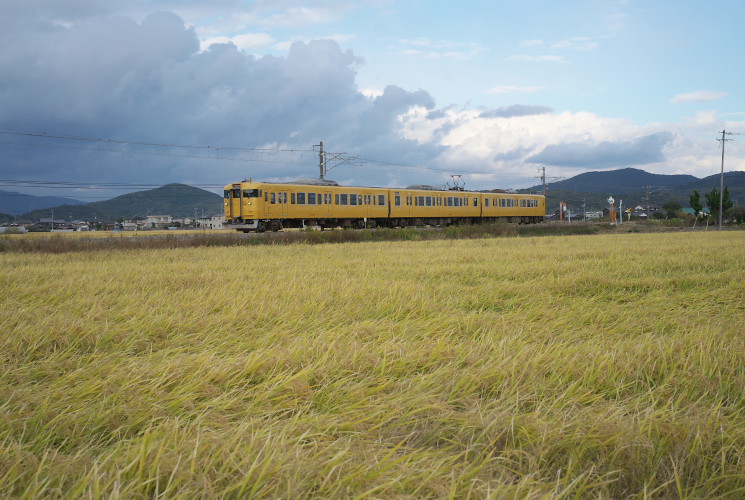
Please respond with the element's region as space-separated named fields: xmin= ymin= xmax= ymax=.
xmin=0 ymin=128 xmax=544 ymax=199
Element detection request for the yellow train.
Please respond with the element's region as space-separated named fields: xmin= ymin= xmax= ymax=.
xmin=223 ymin=179 xmax=545 ymax=232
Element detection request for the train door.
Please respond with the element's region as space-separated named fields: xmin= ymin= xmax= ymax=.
xmin=264 ymin=191 xmax=275 ymax=218
xmin=273 ymin=190 xmax=288 ymax=218
xmin=321 ymin=192 xmax=332 ymax=216
xmin=405 ymin=191 xmax=414 ymax=217
xmin=229 ymin=186 xmax=242 ymax=219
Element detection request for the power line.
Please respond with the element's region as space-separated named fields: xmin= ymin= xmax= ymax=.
xmin=0 ymin=128 xmax=542 ymax=195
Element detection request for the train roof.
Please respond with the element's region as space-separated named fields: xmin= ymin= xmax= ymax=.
xmin=228 ymin=179 xmax=542 ymax=196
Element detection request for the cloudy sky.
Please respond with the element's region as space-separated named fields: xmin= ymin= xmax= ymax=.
xmin=1 ymin=0 xmax=743 ymax=200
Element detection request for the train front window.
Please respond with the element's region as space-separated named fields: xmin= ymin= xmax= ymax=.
xmin=224 ymin=190 xmax=231 ymax=199
xmin=232 ymin=188 xmax=242 ymax=198
xmin=243 ymin=189 xmax=259 ymax=198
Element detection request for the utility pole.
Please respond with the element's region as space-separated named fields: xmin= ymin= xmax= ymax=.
xmin=716 ymin=130 xmax=735 ymax=230
xmin=540 ymin=167 xmax=546 ymax=197
xmin=535 ymin=167 xmax=564 ymax=197
xmin=315 ymin=141 xmax=326 ymax=180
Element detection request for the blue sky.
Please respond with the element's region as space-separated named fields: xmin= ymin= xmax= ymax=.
xmin=0 ymin=0 xmax=742 ymax=200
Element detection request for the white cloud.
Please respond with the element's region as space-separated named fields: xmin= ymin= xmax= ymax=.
xmin=671 ymin=91 xmax=728 ymax=103
xmin=394 ymin=105 xmax=744 ymax=183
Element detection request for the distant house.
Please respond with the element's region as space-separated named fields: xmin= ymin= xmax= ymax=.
xmin=633 ymin=205 xmax=661 ymax=214
xmin=197 ymin=215 xmax=225 ymax=230
xmin=37 ymin=218 xmax=69 ymax=230
xmin=145 ymin=215 xmax=171 ymax=229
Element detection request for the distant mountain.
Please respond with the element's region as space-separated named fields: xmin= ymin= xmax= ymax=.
xmin=523 ymin=168 xmax=745 ymax=211
xmin=542 ymin=168 xmax=699 ymax=194
xmin=0 ymin=189 xmax=85 ymax=215
xmin=21 ymin=184 xmax=223 ymax=220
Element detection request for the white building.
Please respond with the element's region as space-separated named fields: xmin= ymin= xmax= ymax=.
xmin=145 ymin=215 xmax=171 ymax=228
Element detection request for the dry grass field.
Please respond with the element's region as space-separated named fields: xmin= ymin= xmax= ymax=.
xmin=1 ymin=231 xmax=743 ymax=498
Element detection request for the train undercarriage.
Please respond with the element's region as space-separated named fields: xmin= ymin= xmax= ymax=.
xmin=226 ymin=216 xmax=543 ymax=233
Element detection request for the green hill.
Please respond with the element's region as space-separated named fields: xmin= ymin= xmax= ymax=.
xmin=21 ymin=184 xmax=222 ymax=220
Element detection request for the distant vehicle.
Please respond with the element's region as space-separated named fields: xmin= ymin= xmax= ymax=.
xmin=223 ymin=179 xmax=545 ymax=232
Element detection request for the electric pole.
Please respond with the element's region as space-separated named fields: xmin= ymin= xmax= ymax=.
xmin=540 ymin=167 xmax=546 ymax=197
xmin=535 ymin=167 xmax=564 ymax=197
xmin=315 ymin=141 xmax=326 ymax=180
xmin=716 ymin=130 xmax=735 ymax=230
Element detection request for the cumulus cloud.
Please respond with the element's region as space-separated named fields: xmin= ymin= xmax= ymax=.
xmin=0 ymin=9 xmax=445 ymax=194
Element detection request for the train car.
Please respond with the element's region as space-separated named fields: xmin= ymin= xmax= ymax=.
xmin=224 ymin=179 xmax=545 ymax=232
xmin=388 ymin=185 xmax=480 ymax=227
xmin=224 ymin=179 xmax=389 ymax=232
xmin=481 ymin=192 xmax=545 ymax=223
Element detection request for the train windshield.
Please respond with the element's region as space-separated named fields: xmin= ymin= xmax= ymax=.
xmin=243 ymin=189 xmax=260 ymax=198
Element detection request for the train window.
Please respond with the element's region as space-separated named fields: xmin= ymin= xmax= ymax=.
xmin=308 ymin=193 xmax=316 ymax=205
xmin=350 ymin=194 xmax=357 ymax=206
xmin=379 ymin=195 xmax=386 ymax=205
xmin=340 ymin=194 xmax=348 ymax=205
xmin=242 ymin=189 xmax=257 ymax=198
xmin=224 ymin=190 xmax=231 ymax=199
xmin=232 ymin=188 xmax=241 ymax=198
xmin=474 ymin=197 xmax=478 ymax=207
xmin=264 ymin=192 xmax=267 ymax=202
xmin=270 ymin=193 xmax=276 ymax=204
xmin=291 ymin=193 xmax=296 ymax=204
xmin=317 ymin=193 xmax=322 ymax=204
xmin=485 ymin=198 xmax=489 ymax=207
xmin=335 ymin=194 xmax=339 ymax=205
xmin=283 ymin=193 xmax=288 ymax=204
xmin=297 ymin=193 xmax=306 ymax=205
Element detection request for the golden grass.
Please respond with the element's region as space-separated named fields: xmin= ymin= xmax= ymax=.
xmin=1 ymin=232 xmax=743 ymax=498
xmin=6 ymin=229 xmax=226 ymax=239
